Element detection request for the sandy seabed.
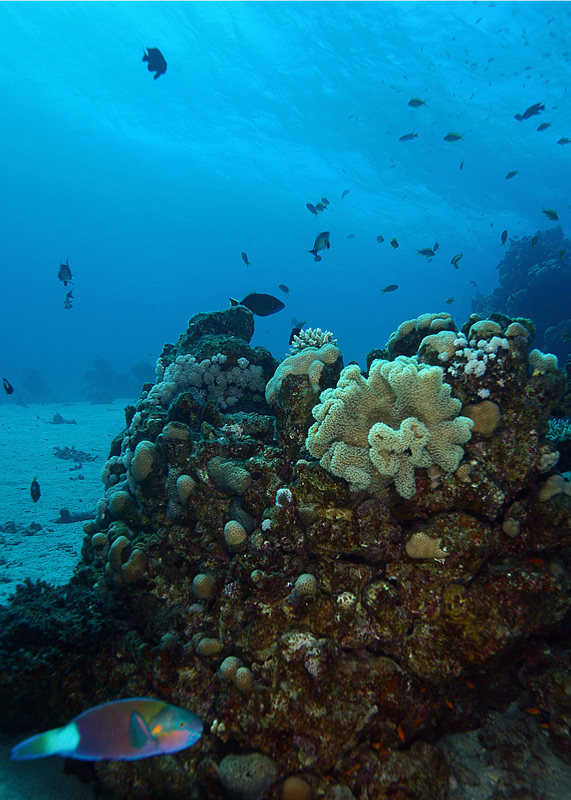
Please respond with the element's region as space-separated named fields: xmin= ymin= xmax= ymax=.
xmin=0 ymin=399 xmax=127 ymax=605
xmin=0 ymin=399 xmax=127 ymax=798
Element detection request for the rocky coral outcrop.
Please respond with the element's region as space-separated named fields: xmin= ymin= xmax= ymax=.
xmin=1 ymin=307 xmax=571 ymax=800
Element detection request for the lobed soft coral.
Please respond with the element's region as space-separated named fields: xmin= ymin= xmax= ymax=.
xmin=306 ymin=356 xmax=473 ymax=499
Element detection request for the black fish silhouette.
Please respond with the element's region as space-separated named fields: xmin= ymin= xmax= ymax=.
xmin=142 ymin=48 xmax=167 ymax=79
xmin=58 ymin=259 xmax=73 ymax=286
xmin=30 ymin=477 xmax=41 ymax=503
xmin=230 ymin=293 xmax=285 ymax=317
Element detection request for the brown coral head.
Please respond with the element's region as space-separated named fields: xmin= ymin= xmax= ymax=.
xmin=207 ymin=456 xmax=252 ymax=495
xmin=405 ymin=531 xmax=448 ymax=560
xmin=502 ymin=517 xmax=521 ymax=538
xmin=462 ymin=400 xmax=501 ymax=436
xmin=441 ymin=583 xmax=468 ymax=621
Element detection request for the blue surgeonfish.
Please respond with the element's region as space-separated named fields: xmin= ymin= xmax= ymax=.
xmin=11 ymin=697 xmax=202 ymax=761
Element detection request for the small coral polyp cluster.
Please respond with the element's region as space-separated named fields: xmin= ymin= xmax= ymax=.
xmin=3 ymin=304 xmax=571 ymax=800
xmin=149 ymin=352 xmax=266 ymax=410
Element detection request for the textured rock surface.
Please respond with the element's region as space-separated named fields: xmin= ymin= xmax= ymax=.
xmin=1 ymin=307 xmax=571 ymax=800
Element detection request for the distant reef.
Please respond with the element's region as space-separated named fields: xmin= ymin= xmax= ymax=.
xmin=472 ymin=224 xmax=571 ymax=364
xmin=1 ymin=304 xmax=571 ymax=800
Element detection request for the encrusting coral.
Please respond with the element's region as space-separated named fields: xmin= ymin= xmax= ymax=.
xmin=2 ymin=304 xmax=571 ymax=800
xmin=265 ymin=342 xmax=341 ymax=405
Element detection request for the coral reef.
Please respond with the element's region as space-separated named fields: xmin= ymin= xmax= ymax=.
xmin=1 ymin=305 xmax=571 ymax=800
xmin=472 ymin=225 xmax=571 ymax=363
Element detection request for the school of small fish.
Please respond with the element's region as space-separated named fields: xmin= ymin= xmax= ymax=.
xmin=30 ymin=46 xmax=569 ymax=369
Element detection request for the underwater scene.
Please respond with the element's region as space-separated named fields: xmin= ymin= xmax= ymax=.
xmin=1 ymin=1 xmax=571 ymax=798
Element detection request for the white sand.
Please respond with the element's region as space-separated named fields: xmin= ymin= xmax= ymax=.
xmin=0 ymin=400 xmax=127 ymax=605
xmin=0 ymin=400 xmax=128 ymax=796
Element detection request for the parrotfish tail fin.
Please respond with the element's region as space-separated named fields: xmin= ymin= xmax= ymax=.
xmin=11 ymin=722 xmax=80 ymax=761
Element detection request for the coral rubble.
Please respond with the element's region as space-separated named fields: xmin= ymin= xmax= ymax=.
xmin=1 ymin=305 xmax=571 ymax=800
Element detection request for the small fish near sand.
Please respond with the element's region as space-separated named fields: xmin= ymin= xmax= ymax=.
xmin=451 ymin=252 xmax=463 ymax=269
xmin=241 ymin=252 xmax=251 ymax=267
xmin=505 ymin=170 xmax=519 ymax=179
xmin=376 ymin=235 xmax=384 ymax=243
xmin=142 ymin=47 xmax=167 ymax=79
xmin=341 ymin=189 xmax=350 ymax=199
xmin=417 ymin=248 xmax=435 ymax=258
xmin=306 ymin=203 xmax=317 ymax=217
xmin=58 ymin=259 xmax=73 ymax=286
xmin=30 ymin=477 xmax=40 ymax=503
xmin=445 ymin=296 xmax=455 ymax=304
xmin=558 ymin=137 xmax=571 ymax=145
xmin=408 ymin=97 xmax=426 ymax=108
xmin=542 ymin=208 xmax=559 ymax=221
xmin=380 ymin=284 xmax=399 ymax=294
xmin=500 ymin=230 xmax=508 ymax=246
xmin=514 ymin=102 xmax=544 ymax=121
xmin=308 ymin=231 xmax=330 ymax=262
xmin=537 ymin=122 xmax=551 ymax=131
xmin=433 ymin=242 xmax=440 ymax=251
xmin=230 ymin=293 xmax=285 ymax=316
xmin=64 ymin=290 xmax=73 ymax=309
xmin=11 ymin=697 xmax=202 ymax=761
xmin=390 ymin=238 xmax=399 ymax=249
xmin=3 ymin=377 xmax=14 ymax=395
xmin=443 ymin=132 xmax=464 ymax=142
xmin=278 ymin=284 xmax=289 ymax=294
xmin=399 ymin=132 xmax=418 ymax=141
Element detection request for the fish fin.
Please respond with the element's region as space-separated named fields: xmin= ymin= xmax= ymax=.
xmin=326 ymin=242 xmax=330 ymax=249
xmin=153 ymin=72 xmax=161 ymax=79
xmin=129 ymin=711 xmax=155 ymax=749
xmin=11 ymin=723 xmax=80 ymax=760
xmin=229 ymin=298 xmax=238 ymax=307
xmin=142 ymin=51 xmax=148 ymax=62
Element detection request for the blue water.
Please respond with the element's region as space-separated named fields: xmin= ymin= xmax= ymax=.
xmin=1 ymin=1 xmax=570 ymax=400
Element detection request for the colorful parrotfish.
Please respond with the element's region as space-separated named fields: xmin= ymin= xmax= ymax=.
xmin=11 ymin=697 xmax=202 ymax=761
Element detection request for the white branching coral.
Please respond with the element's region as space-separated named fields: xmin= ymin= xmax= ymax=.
xmin=289 ymin=327 xmax=337 ymax=354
